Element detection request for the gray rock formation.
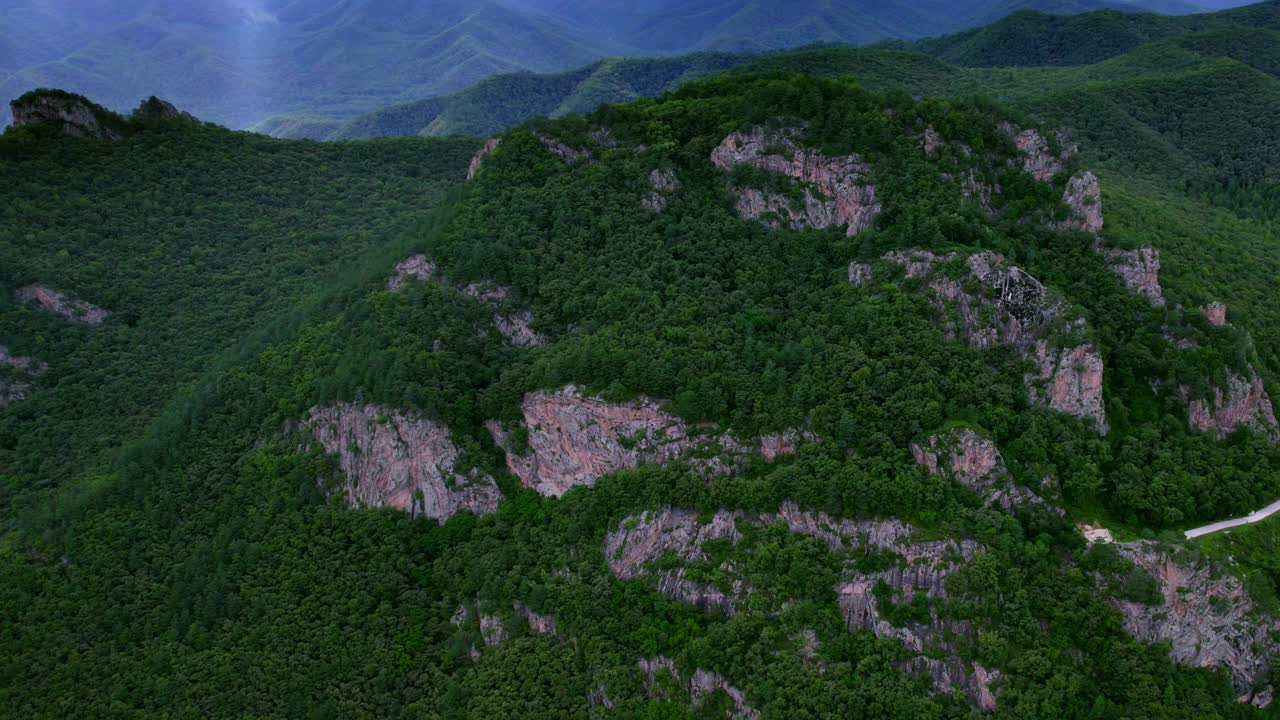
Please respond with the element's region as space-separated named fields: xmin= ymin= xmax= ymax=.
xmin=0 ymin=345 xmax=47 ymax=409
xmin=1181 ymin=372 xmax=1278 ymax=439
xmin=848 ymin=262 xmax=873 ymax=287
xmin=536 ymin=132 xmax=590 ymax=163
xmin=467 ymin=138 xmax=501 ymax=181
xmin=15 ymin=285 xmax=109 ymax=325
xmin=385 ymin=254 xmax=546 ymax=347
xmin=131 ymin=96 xmax=197 ymax=124
xmin=884 ymin=249 xmax=1107 ymax=430
xmin=912 ymin=428 xmax=1053 ymax=511
xmin=1100 ymin=246 xmax=1165 ymax=307
xmin=306 ymin=403 xmax=502 ymax=522
xmin=607 ymin=503 xmax=997 ymax=708
xmin=1202 ymin=302 xmax=1229 ymax=327
xmin=642 ymin=168 xmax=681 ymax=212
xmin=10 ymin=93 xmax=122 ymax=140
xmin=487 ymin=386 xmax=808 ymax=496
xmin=1113 ymin=542 xmax=1278 ymax=702
xmin=638 ymin=656 xmax=760 ymax=720
xmin=513 ymin=602 xmax=559 ymax=637
xmin=1057 ymin=172 xmax=1103 ymax=233
xmin=921 ymin=126 xmax=944 ymax=155
xmin=711 ymin=126 xmax=880 ymax=236
xmin=480 ymin=614 xmax=508 ymax=646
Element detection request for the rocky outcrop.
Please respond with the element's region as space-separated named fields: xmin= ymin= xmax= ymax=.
xmin=15 ymin=284 xmax=109 ymax=325
xmin=480 ymin=614 xmax=508 ymax=646
xmin=912 ymin=429 xmax=1052 ymax=511
xmin=467 ymin=138 xmax=501 ymax=181
xmin=1057 ymin=172 xmax=1103 ymax=233
xmin=848 ymin=262 xmax=873 ymax=287
xmin=901 ymin=657 xmax=1000 ymax=712
xmin=607 ymin=503 xmax=995 ymax=707
xmin=638 ymin=656 xmax=760 ymax=720
xmin=884 ymin=249 xmax=1107 ymax=430
xmin=385 ymin=254 xmax=545 ymax=347
xmin=131 ymin=96 xmax=197 ymax=124
xmin=513 ymin=602 xmax=559 ymax=637
xmin=921 ymin=126 xmax=944 ymax=155
xmin=306 ymin=403 xmax=502 ymax=522
xmin=1181 ymin=372 xmax=1278 ymax=439
xmin=711 ymin=126 xmax=880 ymax=236
xmin=1113 ymin=542 xmax=1278 ymax=701
xmin=642 ymin=168 xmax=681 ymax=212
xmin=536 ymin=133 xmax=590 ymax=163
xmin=10 ymin=92 xmax=122 ymax=140
xmin=959 ymin=170 xmax=997 ymax=213
xmin=487 ymin=385 xmax=808 ymax=496
xmin=1001 ymin=123 xmax=1067 ymax=182
xmin=1100 ymin=246 xmax=1165 ymax=307
xmin=1202 ymin=302 xmax=1228 ymax=327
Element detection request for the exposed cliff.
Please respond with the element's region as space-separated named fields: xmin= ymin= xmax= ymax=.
xmin=1113 ymin=542 xmax=1278 ymax=703
xmin=0 ymin=345 xmax=46 ymax=409
xmin=1202 ymin=302 xmax=1229 ymax=327
xmin=711 ymin=126 xmax=880 ymax=236
xmin=884 ymin=249 xmax=1107 ymax=431
xmin=486 ymin=385 xmax=808 ymax=496
xmin=638 ymin=656 xmax=761 ymax=720
xmin=131 ymin=97 xmax=198 ymax=125
xmin=10 ymin=90 xmax=124 ymax=140
xmin=912 ymin=428 xmax=1054 ymax=511
xmin=642 ymin=168 xmax=681 ymax=212
xmin=1100 ymin=246 xmax=1165 ymax=307
xmin=1001 ymin=123 xmax=1069 ymax=182
xmin=1058 ymin=171 xmax=1104 ymax=233
xmin=466 ymin=138 xmax=501 ymax=181
xmin=606 ymin=504 xmax=997 ymax=708
xmin=306 ymin=403 xmax=502 ymax=522
xmin=1181 ymin=372 xmax=1278 ymax=439
xmin=14 ymin=284 xmax=110 ymax=325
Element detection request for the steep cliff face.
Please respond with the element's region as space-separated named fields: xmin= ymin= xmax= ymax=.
xmin=1058 ymin=171 xmax=1104 ymax=233
xmin=1100 ymin=246 xmax=1165 ymax=307
xmin=306 ymin=403 xmax=502 ymax=522
xmin=487 ymin=385 xmax=808 ymax=496
xmin=1113 ymin=542 xmax=1278 ymax=703
xmin=10 ymin=92 xmax=123 ymax=140
xmin=1181 ymin=372 xmax=1278 ymax=439
xmin=15 ymin=285 xmax=110 ymax=325
xmin=1001 ymin=123 xmax=1068 ymax=182
xmin=1202 ymin=302 xmax=1229 ymax=327
xmin=606 ymin=504 xmax=997 ymax=708
xmin=385 ymin=254 xmax=545 ymax=347
xmin=466 ymin=138 xmax=501 ymax=181
xmin=711 ymin=127 xmax=880 ymax=236
xmin=912 ymin=428 xmax=1053 ymax=511
xmin=884 ymin=249 xmax=1107 ymax=430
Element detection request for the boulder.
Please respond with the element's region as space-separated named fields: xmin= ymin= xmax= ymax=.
xmin=306 ymin=403 xmax=502 ymax=522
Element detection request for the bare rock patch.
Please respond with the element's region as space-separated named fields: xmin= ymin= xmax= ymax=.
xmin=15 ymin=285 xmax=110 ymax=325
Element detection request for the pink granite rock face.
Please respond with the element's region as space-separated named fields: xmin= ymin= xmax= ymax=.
xmin=513 ymin=602 xmax=559 ymax=637
xmin=1001 ymin=123 xmax=1067 ymax=182
xmin=913 ymin=429 xmax=1057 ymax=512
xmin=1181 ymin=372 xmax=1278 ymax=439
xmin=307 ymin=403 xmax=502 ymax=522
xmin=487 ymin=385 xmax=808 ymax=496
xmin=15 ymin=285 xmax=110 ymax=325
xmin=1057 ymin=171 xmax=1103 ymax=233
xmin=1202 ymin=302 xmax=1228 ymax=327
xmin=1100 ymin=246 xmax=1165 ymax=307
xmin=884 ymin=250 xmax=1107 ymax=431
xmin=466 ymin=138 xmax=501 ymax=181
xmin=711 ymin=126 xmax=880 ymax=236
xmin=1113 ymin=542 xmax=1278 ymax=702
xmin=385 ymin=254 xmax=546 ymax=347
xmin=385 ymin=255 xmax=437 ymax=290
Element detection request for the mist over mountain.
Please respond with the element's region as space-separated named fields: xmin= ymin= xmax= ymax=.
xmin=0 ymin=0 xmax=1262 ymax=129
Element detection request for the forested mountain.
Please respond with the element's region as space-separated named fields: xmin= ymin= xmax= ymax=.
xmin=1 ymin=0 xmax=1261 ymax=130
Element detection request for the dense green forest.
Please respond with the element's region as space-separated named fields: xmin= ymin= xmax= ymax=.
xmin=4 ymin=13 xmax=1280 ymax=720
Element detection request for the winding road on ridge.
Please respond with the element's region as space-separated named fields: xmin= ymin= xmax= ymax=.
xmin=1184 ymin=498 xmax=1280 ymax=539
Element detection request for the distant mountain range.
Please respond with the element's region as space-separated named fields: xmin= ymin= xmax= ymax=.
xmin=257 ymin=1 xmax=1279 ymax=141
xmin=1 ymin=0 xmax=1262 ymax=130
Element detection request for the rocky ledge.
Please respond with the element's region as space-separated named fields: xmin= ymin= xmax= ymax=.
xmin=306 ymin=403 xmax=502 ymax=522
xmin=606 ymin=504 xmax=997 ymax=708
xmin=912 ymin=428 xmax=1054 ymax=511
xmin=1113 ymin=542 xmax=1277 ymax=704
xmin=639 ymin=656 xmax=760 ymax=720
xmin=1001 ymin=123 xmax=1070 ymax=182
xmin=711 ymin=126 xmax=880 ymax=236
xmin=884 ymin=249 xmax=1107 ymax=431
xmin=15 ymin=284 xmax=110 ymax=325
xmin=385 ymin=254 xmax=545 ymax=347
xmin=486 ymin=385 xmax=810 ymax=497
